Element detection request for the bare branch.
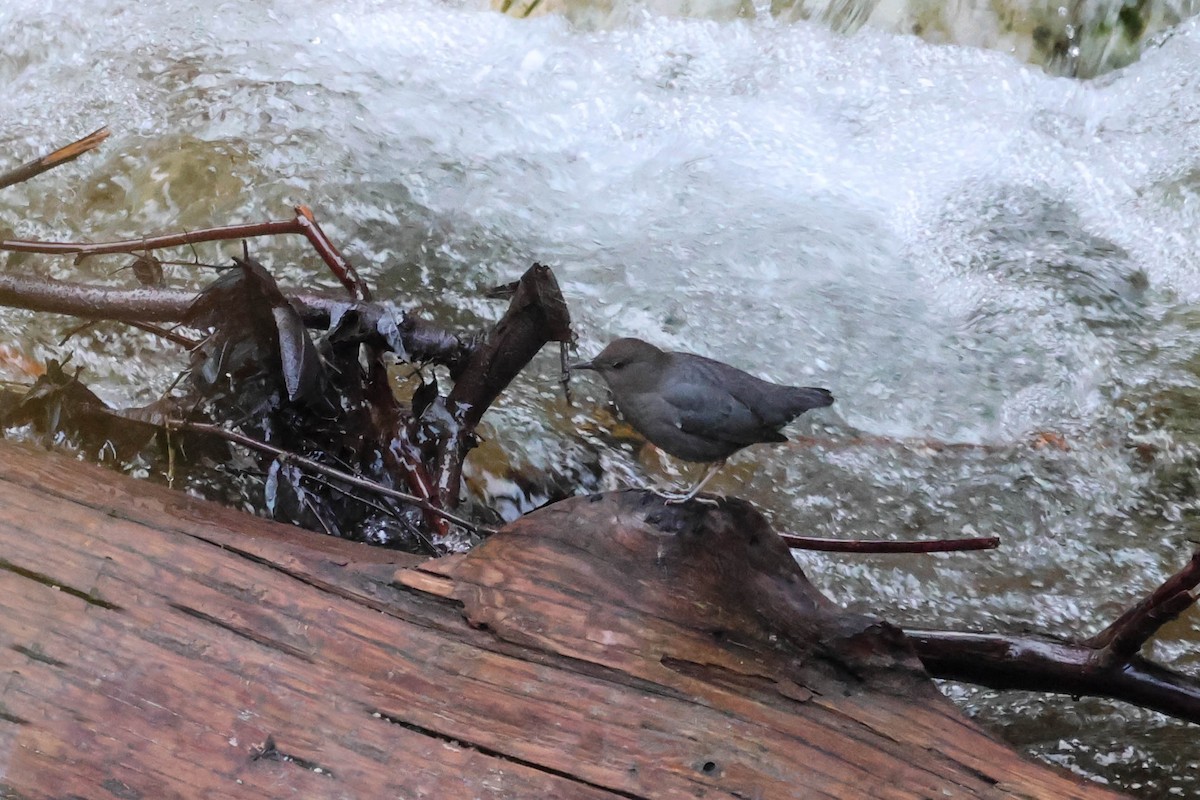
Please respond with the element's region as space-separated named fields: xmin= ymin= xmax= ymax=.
xmin=1 ymin=206 xmax=363 ymax=295
xmin=780 ymin=533 xmax=1000 ymax=553
xmin=1086 ymin=550 xmax=1200 ymax=660
xmin=0 ymin=216 xmax=302 ymax=257
xmin=907 ymin=628 xmax=1200 ymax=724
xmin=0 ymin=273 xmax=475 ymax=370
xmin=906 ymin=549 xmax=1200 ymax=724
xmin=293 ymin=205 xmax=370 ymax=301
xmin=0 ymin=126 xmax=110 ymax=190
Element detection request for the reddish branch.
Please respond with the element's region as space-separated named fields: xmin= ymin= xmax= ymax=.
xmin=0 ymin=127 xmax=110 ymax=190
xmin=907 ymin=550 xmax=1200 ymax=723
xmin=0 ymin=205 xmax=364 ymax=297
xmin=780 ymin=533 xmax=999 ymax=553
xmin=293 ymin=205 xmax=370 ymax=301
xmin=0 ymin=217 xmax=298 ymax=257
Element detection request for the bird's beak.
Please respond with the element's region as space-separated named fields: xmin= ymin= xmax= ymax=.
xmin=568 ymin=358 xmax=597 ymax=372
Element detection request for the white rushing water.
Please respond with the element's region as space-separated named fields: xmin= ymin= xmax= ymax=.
xmin=3 ymin=0 xmax=1200 ymax=793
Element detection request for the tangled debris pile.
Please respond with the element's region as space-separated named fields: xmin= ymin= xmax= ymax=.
xmin=1 ymin=133 xmax=574 ymax=552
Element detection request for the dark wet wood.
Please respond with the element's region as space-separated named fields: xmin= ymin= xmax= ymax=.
xmin=0 ymin=440 xmax=1123 ymax=798
xmin=428 ymin=262 xmax=573 ymax=508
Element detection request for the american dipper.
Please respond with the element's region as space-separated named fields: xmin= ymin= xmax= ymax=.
xmin=572 ymin=337 xmax=834 ymax=502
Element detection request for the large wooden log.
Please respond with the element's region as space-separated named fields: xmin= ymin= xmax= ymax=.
xmin=0 ymin=439 xmax=1121 ymax=798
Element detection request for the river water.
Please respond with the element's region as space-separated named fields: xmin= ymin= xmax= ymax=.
xmin=3 ymin=0 xmax=1199 ymax=794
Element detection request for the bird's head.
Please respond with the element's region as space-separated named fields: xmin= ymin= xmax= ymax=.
xmin=571 ymin=337 xmax=668 ymax=394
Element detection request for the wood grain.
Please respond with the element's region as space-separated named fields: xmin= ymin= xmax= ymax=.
xmin=0 ymin=440 xmax=1122 ymax=798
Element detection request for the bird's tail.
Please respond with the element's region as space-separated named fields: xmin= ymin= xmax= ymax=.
xmin=792 ymin=387 xmax=834 ymax=411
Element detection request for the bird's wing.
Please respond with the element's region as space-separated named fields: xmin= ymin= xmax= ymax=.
xmin=691 ymin=356 xmax=832 ymax=424
xmin=659 ymin=379 xmax=787 ymax=446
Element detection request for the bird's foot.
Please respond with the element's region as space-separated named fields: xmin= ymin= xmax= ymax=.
xmin=642 ymin=484 xmax=720 ymax=506
xmin=662 ymin=491 xmax=720 ymax=507
xmin=638 ymin=461 xmax=727 ymax=506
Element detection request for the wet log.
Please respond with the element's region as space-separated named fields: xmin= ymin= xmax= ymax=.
xmin=0 ymin=439 xmax=1122 ymax=799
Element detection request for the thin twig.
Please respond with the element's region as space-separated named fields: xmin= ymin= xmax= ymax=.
xmin=170 ymin=420 xmax=494 ymax=536
xmin=315 ymin=474 xmax=438 ymax=556
xmin=779 ymin=532 xmax=1000 ymax=553
xmin=0 ymin=217 xmax=304 ymax=257
xmin=788 ymin=430 xmax=1071 ymax=455
xmin=124 ymin=320 xmax=200 ymax=349
xmin=0 ymin=206 xmax=367 ymax=302
xmin=58 ymin=317 xmax=199 ymax=350
xmin=385 ymin=430 xmax=449 ymax=538
xmin=0 ymin=126 xmax=110 ymax=190
xmin=293 ymin=205 xmax=370 ymax=301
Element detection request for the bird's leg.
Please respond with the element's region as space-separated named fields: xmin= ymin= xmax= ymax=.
xmin=659 ymin=460 xmax=725 ymax=505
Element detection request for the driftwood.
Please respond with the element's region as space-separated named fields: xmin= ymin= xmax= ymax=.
xmin=0 ymin=439 xmax=1124 ymax=799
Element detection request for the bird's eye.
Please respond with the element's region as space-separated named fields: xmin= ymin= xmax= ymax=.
xmin=610 ymin=360 xmax=625 ymax=370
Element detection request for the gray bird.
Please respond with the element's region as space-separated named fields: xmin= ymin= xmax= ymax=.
xmin=572 ymin=337 xmax=833 ymax=502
